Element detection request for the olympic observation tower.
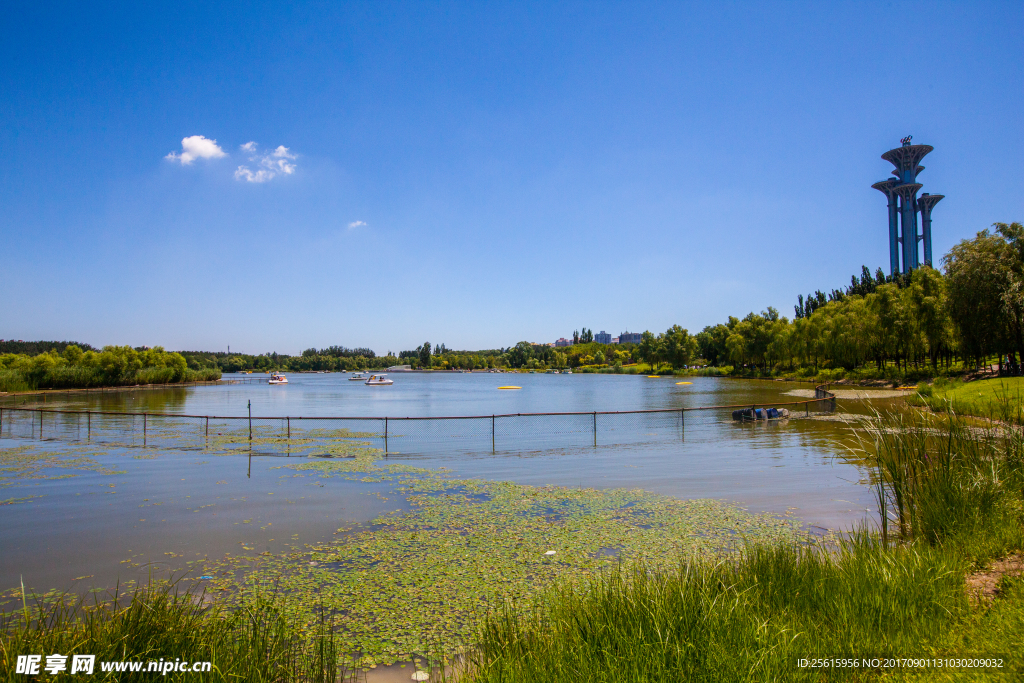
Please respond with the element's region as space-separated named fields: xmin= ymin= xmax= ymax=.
xmin=871 ymin=136 xmax=944 ymax=274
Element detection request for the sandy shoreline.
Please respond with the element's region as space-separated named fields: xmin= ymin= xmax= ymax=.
xmin=784 ymin=388 xmax=908 ymax=399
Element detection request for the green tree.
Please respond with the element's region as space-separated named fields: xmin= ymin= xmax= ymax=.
xmin=663 ymin=325 xmax=697 ymax=369
xmin=944 ymin=229 xmax=1014 ymax=369
xmin=696 ymin=324 xmax=730 ymax=366
xmin=994 ymin=222 xmax=1024 ymax=371
xmin=636 ymin=331 xmax=660 ymax=371
xmin=98 ymin=345 xmax=142 ymax=383
xmin=419 ymin=342 xmax=432 ymax=368
xmin=907 ymin=266 xmax=952 ymax=369
xmin=62 ymin=344 xmax=84 ymax=365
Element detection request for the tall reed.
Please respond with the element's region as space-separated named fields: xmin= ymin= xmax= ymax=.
xmin=0 ymin=367 xmax=221 ymax=392
xmin=0 ymin=580 xmax=342 ymax=683
xmin=0 ymin=371 xmax=31 ymax=393
xmin=465 ymin=534 xmax=969 ymax=682
xmin=856 ymin=408 xmax=1024 ymax=558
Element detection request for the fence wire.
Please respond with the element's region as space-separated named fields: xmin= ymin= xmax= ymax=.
xmin=0 ymin=386 xmax=837 ymax=458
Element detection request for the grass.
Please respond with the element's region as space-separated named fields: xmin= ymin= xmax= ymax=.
xmin=913 ymin=377 xmax=1024 ymax=425
xmin=461 ymin=408 xmax=1024 ymax=681
xmin=466 ymin=536 xmax=977 ymax=682
xmin=0 ymin=579 xmax=343 ymax=682
xmin=858 ymin=406 xmax=1024 ymax=558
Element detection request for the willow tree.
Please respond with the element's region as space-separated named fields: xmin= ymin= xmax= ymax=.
xmin=944 ymin=228 xmax=1016 ymax=371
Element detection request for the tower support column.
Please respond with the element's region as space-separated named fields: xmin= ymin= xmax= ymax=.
xmin=918 ymin=193 xmax=944 ymax=267
xmin=895 ymin=183 xmax=922 ymax=273
xmin=873 ymin=179 xmax=902 ymax=274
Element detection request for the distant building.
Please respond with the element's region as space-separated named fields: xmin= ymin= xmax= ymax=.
xmin=387 ymin=365 xmax=413 ymax=371
xmin=612 ymin=337 xmax=619 ymax=344
xmin=619 ymin=331 xmax=642 ymax=345
xmin=554 ymin=338 xmax=573 ymax=347
xmin=594 ymin=330 xmax=611 ymax=344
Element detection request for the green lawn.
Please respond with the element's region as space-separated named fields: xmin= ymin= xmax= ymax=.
xmin=919 ymin=377 xmax=1024 ymax=423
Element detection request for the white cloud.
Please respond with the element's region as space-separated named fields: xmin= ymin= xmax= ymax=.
xmin=348 ymin=220 xmax=366 ymax=229
xmin=165 ymin=135 xmax=226 ymax=165
xmin=234 ymin=142 xmax=298 ymax=183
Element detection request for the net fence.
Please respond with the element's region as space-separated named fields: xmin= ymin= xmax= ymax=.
xmin=0 ymin=386 xmax=837 ymax=458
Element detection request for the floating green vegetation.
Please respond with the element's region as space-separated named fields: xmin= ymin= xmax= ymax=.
xmin=204 ymin=425 xmax=381 ymax=459
xmin=201 ymin=455 xmax=806 ymax=669
xmin=0 ymin=423 xmax=382 ymax=501
xmin=0 ymin=445 xmax=126 ymax=492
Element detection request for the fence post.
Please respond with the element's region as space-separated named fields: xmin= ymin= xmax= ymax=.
xmin=806 ymin=401 xmax=809 ymax=417
xmin=384 ymin=417 xmax=388 ymax=456
xmin=248 ymin=400 xmax=252 ymax=441
xmin=593 ymin=411 xmax=597 ymax=447
xmin=287 ymin=417 xmax=291 ymax=439
xmin=205 ymin=416 xmax=209 ymax=439
xmin=681 ymin=408 xmax=685 ymax=433
xmin=492 ymin=415 xmax=495 ymax=453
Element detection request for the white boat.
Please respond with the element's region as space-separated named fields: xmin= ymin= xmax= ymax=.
xmin=349 ymin=373 xmax=367 ymax=381
xmin=365 ymin=374 xmax=393 ymax=386
xmin=269 ymin=373 xmax=288 ymax=384
xmin=564 ymin=369 xmax=573 ymax=374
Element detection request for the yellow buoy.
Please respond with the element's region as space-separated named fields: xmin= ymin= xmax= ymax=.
xmin=498 ymin=386 xmax=522 ymax=390
xmin=647 ymin=375 xmax=660 ymax=378
xmin=676 ymin=381 xmax=692 ymax=385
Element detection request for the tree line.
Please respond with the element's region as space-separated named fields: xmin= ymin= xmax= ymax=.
xmin=0 ymin=345 xmax=221 ymax=392
xmin=695 ymin=222 xmax=1023 ymax=379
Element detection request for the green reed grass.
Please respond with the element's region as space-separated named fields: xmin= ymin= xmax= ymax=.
xmin=857 ymin=408 xmax=1024 ymax=559
xmin=0 ymin=367 xmax=221 ymax=393
xmin=0 ymin=580 xmax=343 ymax=682
xmin=464 ymin=534 xmax=971 ymax=682
xmin=462 ymin=408 xmax=1024 ymax=681
xmin=0 ymin=371 xmax=31 ymax=393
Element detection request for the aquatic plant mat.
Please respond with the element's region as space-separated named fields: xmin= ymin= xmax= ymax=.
xmin=198 ymin=451 xmax=805 ymax=669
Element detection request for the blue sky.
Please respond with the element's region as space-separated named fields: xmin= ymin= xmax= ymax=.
xmin=2 ymin=1 xmax=1021 ymax=355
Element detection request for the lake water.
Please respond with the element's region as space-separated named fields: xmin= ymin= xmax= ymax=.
xmin=0 ymin=373 xmax=886 ymax=598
